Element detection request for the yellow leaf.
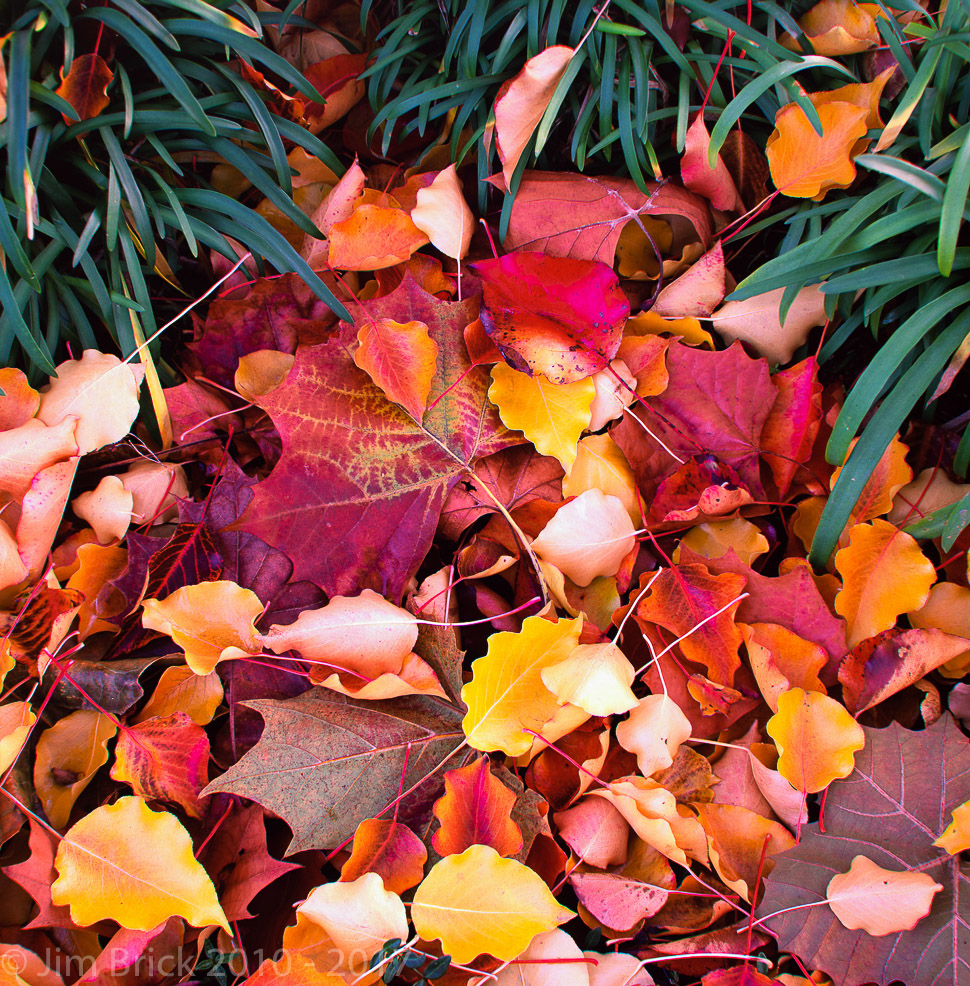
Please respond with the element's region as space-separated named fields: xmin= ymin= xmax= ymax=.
xmin=935 ymin=800 xmax=970 ymax=855
xmin=134 ymin=666 xmax=224 ymax=725
xmin=410 ymin=165 xmax=474 ymax=261
xmin=235 ymin=351 xmax=295 ymax=403
xmin=298 ymin=873 xmax=408 ymax=971
xmin=461 ymin=615 xmax=584 ymax=756
xmin=353 ymin=318 xmax=439 ymax=421
xmin=541 ymin=641 xmax=638 ymax=717
xmin=51 ymin=796 xmax=230 ymax=932
xmin=677 ymin=517 xmax=769 ymax=568
xmin=766 ymin=101 xmax=868 ymax=200
xmin=766 ymin=687 xmax=865 ymax=794
xmin=411 ymin=844 xmax=573 ymax=964
xmin=0 ymin=701 xmax=35 ymax=774
xmin=141 ymin=581 xmax=263 ymax=675
xmin=826 ymin=855 xmax=942 ymax=935
xmin=563 ymin=433 xmax=639 ymax=523
xmin=531 ymin=489 xmax=637 ymax=586
xmin=489 ymin=362 xmax=594 ymax=470
xmin=835 ymin=519 xmax=937 ymax=648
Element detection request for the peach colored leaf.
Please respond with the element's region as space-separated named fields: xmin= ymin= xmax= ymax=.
xmin=616 ymin=694 xmax=693 ymax=779
xmin=766 ymin=687 xmax=865 ymax=794
xmin=353 ymin=318 xmax=439 ymax=421
xmin=653 ymin=240 xmax=727 ymax=318
xmin=741 ymin=622 xmax=827 ymax=713
xmin=554 ymin=797 xmax=630 ymax=868
xmin=0 ymin=418 xmax=78 ymax=500
xmin=766 ymin=101 xmax=868 ymax=200
xmin=110 ymin=712 xmax=209 ymax=817
xmin=492 ymin=929 xmax=589 ymax=986
xmin=0 ymin=518 xmax=28 ymax=591
xmin=71 ymin=475 xmax=133 ymax=543
xmin=826 ymin=855 xmax=942 ymax=935
xmin=563 ymin=433 xmax=639 ymax=523
xmin=37 ymin=351 xmax=144 ymax=455
xmin=298 ymin=873 xmax=408 ymax=968
xmin=410 ymin=165 xmax=474 ymax=260
xmin=0 ymin=367 xmax=40 ymax=428
xmin=33 ymin=710 xmax=116 ymax=828
xmin=834 ymin=520 xmax=936 ymax=648
xmin=432 ymin=754 xmax=523 ymax=858
xmin=312 ymin=651 xmax=446 ymax=700
xmin=328 ymin=204 xmax=428 ymax=270
xmin=461 ymin=614 xmax=584 ymax=756
xmin=541 ymin=641 xmax=638 ymax=716
xmin=50 ymin=796 xmax=230 ymax=931
xmin=494 ymin=46 xmax=576 ymax=185
xmin=711 ymin=285 xmax=827 ymax=365
xmin=118 ymin=461 xmax=188 ymax=526
xmin=681 ymin=115 xmax=744 ymax=212
xmin=55 ymin=53 xmax=113 ymax=121
xmin=340 ymin=818 xmax=427 ymax=894
xmin=411 ymin=844 xmax=573 ymax=964
xmin=16 ymin=458 xmax=79 ymax=580
xmin=489 ymin=362 xmax=594 ymax=470
xmin=141 ymin=580 xmax=262 ymax=674
xmin=0 ymin=701 xmax=36 ymax=774
xmin=532 ymin=489 xmax=636 ymax=586
xmin=935 ymin=801 xmax=970 ymax=855
xmin=307 ymin=156 xmax=365 ymax=238
xmin=260 ymin=589 xmax=418 ymax=678
xmin=134 ymin=666 xmax=223 ymax=726
xmin=588 ymin=359 xmax=637 ymax=431
xmin=889 ymin=466 xmax=970 ymax=527
xmin=586 ymin=951 xmax=655 ymax=985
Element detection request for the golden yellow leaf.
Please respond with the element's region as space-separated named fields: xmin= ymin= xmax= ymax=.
xmin=766 ymin=687 xmax=865 ymax=794
xmin=934 ymin=800 xmax=970 ymax=855
xmin=741 ymin=622 xmax=827 ymax=713
xmin=411 ymin=844 xmax=573 ymax=964
xmin=795 ymin=0 xmax=881 ymax=55
xmin=50 ymin=796 xmax=230 ymax=932
xmin=141 ymin=580 xmax=263 ymax=675
xmin=531 ymin=490 xmax=637 ymax=586
xmin=766 ymin=101 xmax=868 ymax=200
xmin=909 ymin=583 xmax=970 ymax=678
xmin=826 ymin=855 xmax=942 ymax=935
xmin=677 ymin=517 xmax=769 ymax=568
xmin=235 ymin=351 xmax=295 ymax=403
xmin=0 ymin=701 xmax=35 ymax=774
xmin=835 ymin=519 xmax=937 ymax=648
xmin=488 ymin=362 xmax=594 ymax=470
xmin=563 ymin=433 xmax=639 ymax=523
xmin=134 ymin=666 xmax=224 ymax=725
xmin=461 ymin=615 xmax=584 ymax=756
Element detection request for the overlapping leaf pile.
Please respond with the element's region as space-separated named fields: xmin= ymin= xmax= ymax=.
xmin=3 ymin=2 xmax=970 ymax=986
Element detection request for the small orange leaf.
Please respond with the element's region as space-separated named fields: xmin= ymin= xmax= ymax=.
xmin=328 ymin=205 xmax=428 ymax=270
xmin=826 ymin=855 xmax=942 ymax=935
xmin=834 ymin=519 xmax=936 ymax=648
xmin=795 ymin=0 xmax=882 ymax=55
xmin=55 ymin=53 xmax=113 ymax=122
xmin=353 ymin=318 xmax=438 ymax=421
xmin=432 ymin=755 xmax=523 ymax=858
xmin=934 ymin=800 xmax=970 ymax=855
xmin=134 ymin=666 xmax=223 ymax=726
xmin=51 ymin=796 xmax=230 ymax=932
xmin=766 ymin=687 xmax=865 ymax=794
xmin=340 ymin=818 xmax=427 ymax=894
xmin=766 ymin=100 xmax=868 ymax=200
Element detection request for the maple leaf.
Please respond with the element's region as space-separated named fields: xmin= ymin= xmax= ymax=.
xmin=235 ymin=273 xmax=520 ymax=599
xmin=203 ymin=691 xmax=463 ymax=852
xmin=758 ymin=715 xmax=970 ymax=986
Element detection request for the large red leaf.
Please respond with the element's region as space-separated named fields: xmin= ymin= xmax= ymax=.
xmin=758 ymin=716 xmax=970 ymax=986
xmin=471 ymin=252 xmax=629 ymax=383
xmin=235 ymin=274 xmax=520 ymax=599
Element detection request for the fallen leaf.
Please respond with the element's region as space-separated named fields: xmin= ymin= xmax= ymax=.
xmin=541 ymin=641 xmax=638 ymax=716
xmin=826 ymin=855 xmax=942 ymax=935
xmin=340 ymin=818 xmax=427 ymax=893
xmin=0 ymin=701 xmax=36 ymax=774
xmin=50 ymin=796 xmax=230 ymax=932
xmin=492 ymin=928 xmax=589 ymax=986
xmin=328 ymin=204 xmax=429 ymax=270
xmin=935 ymin=800 xmax=970 ymax=855
xmin=563 ymin=433 xmax=640 ymax=524
xmin=795 ymin=0 xmax=881 ymax=55
xmin=681 ymin=115 xmax=744 ymax=212
xmin=411 ymin=843 xmax=574 ymax=963
xmin=554 ymin=797 xmax=630 ymax=868
xmin=55 ymin=53 xmax=113 ymax=122
xmin=766 ymin=688 xmax=865 ymax=794
xmin=616 ymin=695 xmax=693 ymax=779
xmin=71 ymin=476 xmax=133 ymax=543
xmin=410 ymin=164 xmax=474 ymax=260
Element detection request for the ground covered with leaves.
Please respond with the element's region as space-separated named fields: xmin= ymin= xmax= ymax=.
xmin=3 ymin=2 xmax=970 ymax=986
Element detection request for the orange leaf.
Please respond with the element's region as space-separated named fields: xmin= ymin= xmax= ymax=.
xmin=110 ymin=712 xmax=210 ymax=817
xmin=795 ymin=0 xmax=882 ymax=55
xmin=741 ymin=622 xmax=827 ymax=712
xmin=834 ymin=519 xmax=936 ymax=648
xmin=766 ymin=687 xmax=865 ymax=794
xmin=766 ymin=100 xmax=868 ymax=200
xmin=432 ymin=754 xmax=523 ymax=858
xmin=494 ymin=46 xmax=577 ymax=185
xmin=340 ymin=818 xmax=427 ymax=894
xmin=0 ymin=701 xmax=36 ymax=775
xmin=328 ymin=205 xmax=428 ymax=270
xmin=826 ymin=854 xmax=942 ymax=935
xmin=934 ymin=800 xmax=970 ymax=855
xmin=680 ymin=114 xmax=744 ymax=212
xmin=353 ymin=318 xmax=439 ymax=421
xmin=134 ymin=666 xmax=223 ymax=726
xmin=50 ymin=796 xmax=230 ymax=931
xmin=55 ymin=53 xmax=113 ymax=122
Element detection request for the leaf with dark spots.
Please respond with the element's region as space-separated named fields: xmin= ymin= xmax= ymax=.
xmin=234 ymin=274 xmax=521 ymax=600
xmin=203 ymin=691 xmax=464 ymax=853
xmin=50 ymin=656 xmax=166 ymax=715
xmin=472 ymin=252 xmax=629 ymax=384
xmin=758 ymin=716 xmax=970 ymax=986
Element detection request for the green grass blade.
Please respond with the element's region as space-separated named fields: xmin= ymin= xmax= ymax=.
xmin=939 ymin=126 xmax=970 ymax=275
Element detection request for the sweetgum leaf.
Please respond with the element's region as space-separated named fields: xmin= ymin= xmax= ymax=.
xmin=758 ymin=715 xmax=970 ymax=986
xmin=235 ymin=273 xmax=520 ymax=599
xmin=203 ymin=691 xmax=464 ymax=854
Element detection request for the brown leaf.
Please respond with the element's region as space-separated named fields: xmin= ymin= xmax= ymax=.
xmin=55 ymin=54 xmax=113 ymax=122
